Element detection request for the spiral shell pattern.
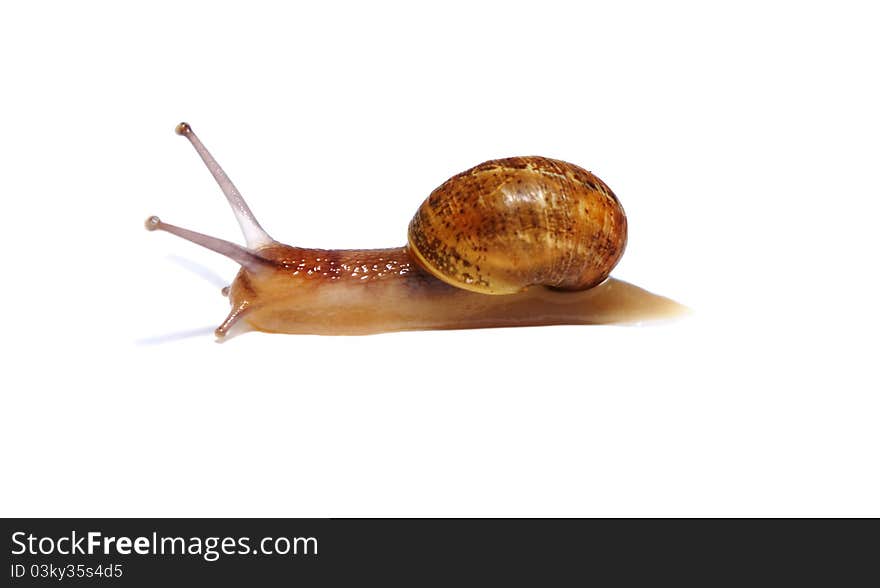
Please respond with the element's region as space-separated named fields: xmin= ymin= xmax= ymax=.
xmin=407 ymin=156 xmax=627 ymax=294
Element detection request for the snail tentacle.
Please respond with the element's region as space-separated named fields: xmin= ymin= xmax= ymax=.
xmin=144 ymin=215 xmax=270 ymax=273
xmin=175 ymin=122 xmax=274 ymax=249
xmin=215 ymin=300 xmax=252 ymax=339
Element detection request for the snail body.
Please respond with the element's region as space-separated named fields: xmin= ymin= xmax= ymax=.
xmin=146 ymin=124 xmax=653 ymax=339
xmin=218 ymin=245 xmax=648 ymax=336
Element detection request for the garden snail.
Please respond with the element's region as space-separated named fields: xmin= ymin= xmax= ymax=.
xmin=147 ymin=123 xmax=681 ymax=338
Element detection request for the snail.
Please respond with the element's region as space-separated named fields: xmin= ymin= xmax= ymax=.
xmin=146 ymin=123 xmax=678 ymax=338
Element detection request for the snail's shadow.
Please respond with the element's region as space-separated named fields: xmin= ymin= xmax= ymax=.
xmin=165 ymin=254 xmax=228 ymax=289
xmin=135 ymin=255 xmax=226 ymax=345
xmin=135 ymin=326 xmax=217 ymax=345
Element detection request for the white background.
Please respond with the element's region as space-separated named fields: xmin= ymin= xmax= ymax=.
xmin=1 ymin=1 xmax=878 ymax=516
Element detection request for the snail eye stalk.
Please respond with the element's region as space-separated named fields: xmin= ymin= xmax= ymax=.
xmin=175 ymin=122 xmax=274 ymax=249
xmin=144 ymin=215 xmax=268 ymax=273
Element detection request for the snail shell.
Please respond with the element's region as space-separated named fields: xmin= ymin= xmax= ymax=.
xmin=407 ymin=156 xmax=628 ymax=294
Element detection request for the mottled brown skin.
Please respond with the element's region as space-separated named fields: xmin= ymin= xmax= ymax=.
xmin=223 ymin=243 xmax=685 ymax=336
xmin=249 ymin=244 xmax=424 ymax=285
xmin=408 ymin=157 xmax=627 ymax=294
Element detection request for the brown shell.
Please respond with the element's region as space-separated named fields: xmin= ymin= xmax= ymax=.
xmin=407 ymin=156 xmax=627 ymax=294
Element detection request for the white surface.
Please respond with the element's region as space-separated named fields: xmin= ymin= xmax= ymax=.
xmin=1 ymin=1 xmax=878 ymax=516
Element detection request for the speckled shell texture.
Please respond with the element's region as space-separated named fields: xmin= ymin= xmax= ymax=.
xmin=407 ymin=157 xmax=627 ymax=294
